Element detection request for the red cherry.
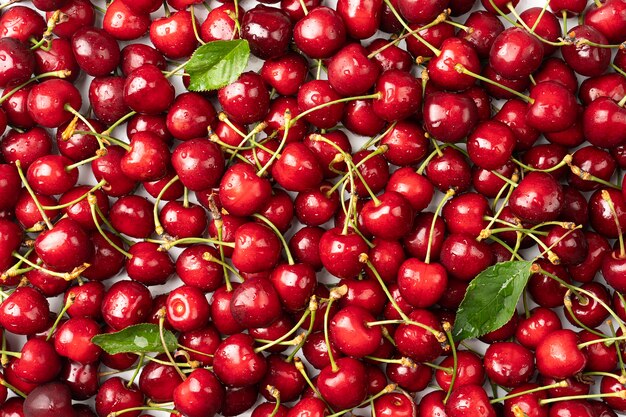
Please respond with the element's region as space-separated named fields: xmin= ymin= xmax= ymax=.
xmin=536 ymin=329 xmax=587 ymax=379
xmin=317 ymin=357 xmax=368 ymax=410
xmin=241 ymin=5 xmax=292 ymax=60
xmin=173 ymin=369 xmax=224 ymax=417
xmin=149 ymin=10 xmax=198 ymax=59
xmin=446 ymin=385 xmax=497 ymax=417
xmin=123 ymin=64 xmax=175 ymax=115
xmin=397 ymin=258 xmax=448 ymax=308
xmin=293 ymin=7 xmax=347 ymax=59
xmin=372 ymin=69 xmax=422 ymax=122
xmin=232 ymin=222 xmax=282 ymax=274
xmin=213 ymin=333 xmax=267 ymax=387
xmin=218 ymin=71 xmax=270 ymax=125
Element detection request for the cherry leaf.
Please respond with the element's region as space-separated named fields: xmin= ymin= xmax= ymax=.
xmin=91 ymin=324 xmax=177 ymax=354
xmin=186 ymin=39 xmax=250 ymax=92
xmin=452 ymin=260 xmax=534 ymax=342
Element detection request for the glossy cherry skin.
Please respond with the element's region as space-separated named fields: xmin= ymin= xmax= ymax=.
xmin=435 ymin=350 xmax=485 ymax=391
xmin=109 ymin=195 xmax=154 ymax=238
xmin=71 ymin=27 xmax=120 ymax=77
xmin=543 ymin=225 xmax=588 ymax=266
xmin=467 ymin=120 xmax=516 ymax=170
xmin=395 ymin=309 xmax=443 ymax=362
xmin=289 ymin=226 xmax=325 ymax=271
xmin=515 ymin=307 xmax=562 ymax=349
xmin=54 ymin=317 xmax=102 ymax=364
xmin=489 ymin=27 xmax=544 ymax=79
xmin=102 ymin=0 xmax=150 ymax=41
xmin=258 ymin=354 xmax=306 ymax=402
xmin=149 ymin=10 xmax=198 ymax=59
xmin=58 ymin=185 xmax=109 ymax=231
xmin=293 ymin=7 xmax=347 ymax=59
xmin=0 ymin=286 xmax=50 ymax=336
xmin=26 ymin=79 xmax=82 ymax=128
xmin=446 ymin=385 xmax=496 ymax=417
xmin=584 ymin=0 xmax=626 ymax=43
xmin=526 ymin=81 xmax=579 ymax=133
xmin=425 ymin=147 xmax=472 ymax=193
xmin=397 ymin=257 xmax=448 ymax=308
xmin=120 ymin=131 xmax=170 ymax=182
xmin=0 ymin=5 xmax=46 ymax=42
xmin=230 ymin=276 xmax=282 ymax=329
xmin=218 ymin=71 xmax=270 ymax=125
xmin=166 ymin=92 xmax=216 ymax=141
xmin=372 ymin=69 xmax=422 ymax=122
xmin=86 ymin=76 xmax=128 ymax=126
xmin=328 ymin=305 xmax=381 ymax=358
xmin=579 ymin=73 xmax=626 ymax=105
xmin=589 ymin=188 xmax=626 ymax=239
xmin=95 ymin=377 xmax=144 ymax=417
xmin=361 ymin=192 xmax=414 ymax=241
xmin=23 ymin=382 xmax=76 ymax=417
xmin=166 ymin=285 xmax=210 ymax=332
xmin=219 ymin=163 xmax=271 ymax=217
xmin=173 ymin=368 xmax=224 ymax=417
xmin=171 ymin=138 xmax=225 ymax=192
xmin=459 ymin=11 xmax=505 ymax=58
xmin=123 ymin=64 xmax=175 ymax=115
xmin=178 ymin=325 xmax=221 ymax=366
xmin=567 ymin=231 xmax=609 ymax=283
xmin=317 ymin=357 xmax=368 ymax=410
xmin=562 ymin=25 xmax=611 ymax=77
xmin=176 ymin=245 xmax=224 ymax=292
xmin=583 ymin=97 xmax=626 ymax=149
xmin=34 ymin=217 xmax=93 ymax=273
xmin=327 ymin=44 xmax=380 ymax=98
xmin=232 ymin=222 xmax=282 ymax=274
xmin=11 ymin=338 xmax=61 ymax=384
xmin=367 ymin=38 xmax=413 ymax=72
xmin=101 ymin=280 xmax=152 ymax=330
xmin=136 ymin=354 xmax=182 ymax=403
xmin=603 ymin=250 xmax=626 ymax=293
xmin=297 ymin=79 xmax=345 ymax=129
xmin=213 ymin=333 xmax=267 ymax=387
xmin=335 ymin=0 xmax=381 ymax=39
xmin=386 ymin=168 xmax=434 ymax=213
xmin=260 ymin=52 xmax=309 ymax=97
xmin=536 ymin=329 xmax=587 ymax=379
xmin=127 ymin=242 xmax=175 ymax=286
xmin=200 ymin=3 xmax=240 ymax=42
xmin=509 ymin=171 xmax=564 ymax=224
xmin=269 ymin=262 xmax=317 ymax=312
xmin=405 ymin=20 xmax=455 ymax=59
xmin=242 ymin=5 xmax=292 ymax=60
xmin=423 ymin=91 xmax=478 ymax=143
xmin=48 ymin=0 xmax=96 ymax=39
xmin=494 ymin=99 xmax=540 ymax=150
xmin=0 ymin=38 xmax=34 ymax=89
xmin=502 ymin=383 xmax=548 ymax=417
xmin=483 ymin=342 xmax=535 ymax=388
xmin=440 ymin=234 xmax=493 ymax=281
xmin=272 ymin=142 xmax=324 ymax=192
xmin=120 ymin=44 xmax=166 ymax=77
xmin=427 ymin=38 xmax=480 ymax=92
xmin=319 ymin=227 xmax=368 ymax=279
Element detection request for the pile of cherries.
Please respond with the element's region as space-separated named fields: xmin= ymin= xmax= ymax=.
xmin=0 ymin=0 xmax=626 ymax=416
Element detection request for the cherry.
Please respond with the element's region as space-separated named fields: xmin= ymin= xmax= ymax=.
xmin=367 ymin=38 xmax=413 ymax=72
xmin=397 ymin=258 xmax=448 ymax=308
xmin=406 ymin=21 xmax=455 ymax=59
xmin=583 ymin=97 xmax=626 ymax=149
xmin=435 ymin=350 xmax=485 ymax=390
xmin=289 ymin=226 xmax=325 ymax=271
xmin=173 ymin=368 xmax=224 ymax=417
xmin=395 ymin=309 xmax=443 ymax=362
xmin=61 ymin=360 xmax=98 ymax=401
xmin=523 ymin=144 xmax=568 ymax=179
xmin=34 ymin=217 xmax=93 ymax=273
xmin=528 ymin=261 xmax=571 ymax=308
xmin=600 ymin=375 xmax=626 ymax=412
xmin=361 ymin=192 xmax=414 ymax=240
xmin=567 ymin=231 xmax=609 ymax=283
xmin=484 ymin=341 xmax=535 ymax=388
xmin=95 ymin=377 xmax=144 ymax=417
xmin=109 ymin=195 xmax=154 ymax=238
xmin=328 ymin=43 xmax=380 ymax=97
xmin=423 ymin=91 xmax=478 ymax=143
xmin=242 ymin=5 xmax=292 ymax=60
xmin=319 ymin=227 xmax=368 ymax=279
xmin=200 ymin=3 xmax=241 ymax=43
xmin=293 ymin=7 xmax=347 ymax=59
xmin=260 ymin=52 xmax=309 ymax=97
xmin=258 ymin=354 xmax=305 ymax=402
xmin=178 ymin=325 xmax=221 ymax=366
xmin=502 ymin=383 xmax=548 ymax=417
xmin=24 ymin=382 xmax=76 ymax=417
xmin=403 ymin=212 xmax=446 ymax=261
xmin=294 ymin=184 xmax=339 ymax=227
xmin=31 ymin=38 xmax=78 ymax=79
xmin=327 ymin=305 xmax=380 ymax=358
xmin=56 ymin=118 xmax=102 ymax=162
xmin=54 ymin=317 xmax=102 ymax=364
xmin=230 ymin=276 xmax=282 ymax=328
xmin=0 ymin=6 xmax=46 ymax=43
xmin=48 ymin=0 xmax=96 ymax=39
xmin=213 ymin=333 xmax=267 ymax=387
xmin=536 ymin=329 xmax=587 ymax=379
xmin=175 ymin=245 xmax=223 ymax=292
xmin=272 ymin=142 xmax=324 ymax=192
xmin=494 ymin=99 xmax=540 ymax=150
xmin=343 ymin=99 xmax=386 ymax=138
xmin=269 ymin=262 xmax=317 ymax=312
xmin=123 ymin=64 xmax=175 ymax=115
xmin=515 ymin=307 xmax=562 ymax=349
xmin=219 ymin=163 xmax=271 ymax=217
xmin=149 ymin=10 xmax=198 ymax=59
xmin=13 ymin=190 xmax=58 ymax=230
xmin=459 ymin=11 xmax=504 ymax=58
xmin=425 ymin=147 xmax=472 ymax=193
xmin=127 ymin=242 xmax=175 ymax=286
xmin=317 ymin=357 xmax=368 ymax=410
xmin=589 ymin=188 xmax=626 ymax=239
xmin=232 ymin=222 xmax=282 ymax=273
xmin=584 ymin=0 xmax=626 ymax=44
xmin=171 ymin=138 xmax=225 ymax=192
xmin=166 ymin=92 xmax=216 ymax=141
xmin=526 ymin=81 xmax=579 ymax=133
xmin=578 ymin=330 xmax=618 ymax=372
xmin=101 ymin=280 xmax=152 ymax=330
xmin=0 ymin=38 xmax=34 ymax=89
xmin=427 ymin=38 xmax=481 ymax=91
xmin=440 ymin=234 xmax=493 ymax=281
xmin=11 ymin=338 xmax=61 ymax=384
xmin=102 ymin=0 xmax=150 ymax=41
xmin=120 ymin=44 xmax=166 ymax=77
xmin=561 ymin=25 xmax=611 ymax=77
xmin=27 ymin=79 xmax=82 ymax=128
xmin=386 ymin=168 xmax=434 ymax=212
xmin=164 ymin=285 xmax=210 ymax=332
xmin=467 ymin=120 xmax=516 ymax=170
xmin=0 ymin=285 xmax=50 ymax=336
xmin=71 ymin=26 xmax=120 ymax=77
xmin=445 ymin=385 xmax=497 ymax=417
xmin=297 ymin=79 xmax=345 ymax=129
xmin=218 ymin=71 xmax=270 ymax=125
xmin=509 ymin=171 xmax=564 ymax=224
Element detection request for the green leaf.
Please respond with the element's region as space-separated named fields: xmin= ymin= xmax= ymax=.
xmin=91 ymin=324 xmax=177 ymax=355
xmin=453 ymin=260 xmax=534 ymax=342
xmin=186 ymin=39 xmax=250 ymax=92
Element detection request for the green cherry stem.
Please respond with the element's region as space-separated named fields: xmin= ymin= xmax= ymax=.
xmin=202 ymin=251 xmax=244 ymax=282
xmin=252 ymin=213 xmax=295 ymax=265
xmin=324 ymin=286 xmax=348 ymax=372
xmin=15 ymin=160 xmax=52 ymax=229
xmin=290 ymin=93 xmax=382 ymax=126
xmin=602 ymin=190 xmax=625 ymax=257
xmin=254 ymin=300 xmax=315 ymax=353
xmin=153 ymin=175 xmax=181 ymax=235
xmin=454 ymin=64 xmax=534 ymax=104
xmin=41 ymin=180 xmax=107 ymax=210
xmin=158 ymin=308 xmax=187 ymax=381
xmin=257 ymin=111 xmax=291 ymax=178
xmin=382 ymin=0 xmax=441 ymax=56
xmin=0 ymin=70 xmax=72 ymax=105
xmin=46 ymin=294 xmax=75 ymax=342
xmin=539 ymin=391 xmax=626 ymax=406
xmin=89 ymin=194 xmax=133 ymax=259
xmin=490 ymin=381 xmax=569 ymax=404
xmin=443 ymin=322 xmax=458 ymax=404
xmin=425 ymin=189 xmax=455 ymax=264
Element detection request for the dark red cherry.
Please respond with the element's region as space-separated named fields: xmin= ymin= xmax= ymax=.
xmin=423 ymin=91 xmax=478 ymax=143
xmin=127 ymin=242 xmax=175 ymax=286
xmin=443 ymin=192 xmax=491 ymax=237
xmin=0 ymin=6 xmax=46 ymax=43
xmin=0 ymin=38 xmax=34 ymax=89
xmin=71 ymin=26 xmax=120 ymax=76
xmin=446 ymin=385 xmax=497 ymax=417
xmin=109 ymin=195 xmax=154 ymax=238
xmin=406 ymin=21 xmax=455 ymax=59
xmin=467 ymin=120 xmax=516 ymax=170
xmin=509 ymin=171 xmax=563 ymax=224
xmin=260 ymin=52 xmax=309 ymax=97
xmin=427 ymin=38 xmax=480 ymax=91
xmin=56 ymin=118 xmax=102 ymax=162
xmin=230 ymin=276 xmax=282 ymax=329
xmin=173 ymin=368 xmax=224 ymax=417
xmin=297 ymin=79 xmax=345 ymax=129
xmin=121 ymin=131 xmax=170 ymax=182
xmin=34 ymin=218 xmax=93 ymax=272
xmin=589 ymin=188 xmax=626 ymax=239
xmin=102 ymin=0 xmax=150 ymax=41
xmin=213 ymin=333 xmax=267 ymax=387
xmin=319 ymin=227 xmax=368 ymax=279
xmin=561 ymin=25 xmax=611 ymax=77
xmin=120 ymin=43 xmax=166 ymax=77
xmin=372 ymin=69 xmax=422 ymax=122
xmin=88 ymin=76 xmax=130 ymax=126
xmin=123 ymin=64 xmax=175 ymax=115
xmin=218 ymin=71 xmax=270 ymax=125
xmin=101 ymin=280 xmax=152 ymax=330
xmin=27 ymin=79 xmax=82 ymax=128
xmin=584 ymin=0 xmax=626 ymax=43
xmin=394 ymin=309 xmax=443 ymax=362
xmin=425 ymin=147 xmax=472 ymax=193
xmin=440 ymin=234 xmax=493 ymax=281
xmin=241 ymin=5 xmax=292 ymax=60
xmin=489 ymin=27 xmax=544 ymax=80
xmin=484 ymin=342 xmax=535 ymax=388
xmin=526 ymin=81 xmax=578 ymax=133
xmin=289 ymin=226 xmax=325 ymax=271
xmin=24 ymin=382 xmax=76 ymax=417
xmin=367 ymin=38 xmax=413 ymax=72
xmin=95 ymin=377 xmax=144 ymax=417
xmin=536 ymin=329 xmax=587 ymax=379
xmin=494 ymin=99 xmax=540 ymax=150
xmin=459 ymin=11 xmax=505 ymax=58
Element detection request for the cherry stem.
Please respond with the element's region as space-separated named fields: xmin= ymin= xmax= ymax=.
xmin=89 ymin=194 xmax=133 ymax=259
xmin=422 ymin=361 xmax=453 ymax=373
xmin=619 ymin=94 xmax=626 ymax=108
xmin=207 ymin=196 xmax=231 ymax=292
xmin=487 ymin=235 xmax=525 ymax=261
xmin=567 ymin=164 xmax=621 ymax=190
xmin=480 ymin=175 xmax=519 ymax=241
xmin=257 ymin=110 xmax=291 ymax=177
xmin=252 ymin=213 xmax=295 ymax=265
xmin=73 ymin=130 xmax=130 ymax=150
xmin=513 ymin=154 xmax=573 ymax=173
xmin=364 ymin=257 xmax=411 ymax=323
xmin=62 ymin=105 xmax=108 ymax=150
xmin=287 ymin=308 xmax=316 ymax=362
xmin=298 ymin=0 xmax=309 ymax=15
xmin=294 ymin=357 xmax=332 ymax=411
xmin=608 ymin=321 xmax=626 ymax=378
xmin=324 ymin=285 xmax=348 ymax=372
xmin=46 ymin=294 xmax=75 ymax=342
xmin=488 ymin=0 xmax=518 ymax=25
xmin=103 ymin=111 xmax=137 ymax=136
xmin=537 ymin=224 xmax=583 ymax=263
xmin=157 ymin=237 xmax=235 ymax=250
xmin=507 ymin=3 xmax=565 ymax=46
xmin=491 ymin=381 xmax=569 ymax=404
xmin=202 ymin=251 xmax=244 ymax=282
xmin=455 ymin=64 xmax=534 ymax=104
xmin=108 ymin=405 xmax=179 ymax=417
xmin=290 ymin=93 xmax=382 ymax=126
xmin=443 ymin=323 xmax=458 ymax=404
xmin=0 ymin=0 xmax=22 ymax=11
xmin=41 ymin=180 xmax=107 ymax=210
xmin=563 ymin=290 xmax=608 ymax=338
xmin=382 ymin=0 xmax=441 ymax=56
xmin=0 ymin=378 xmax=27 ymax=399
xmin=327 ymin=384 xmax=397 ymax=417
xmin=367 ymin=317 xmax=447 ymax=343
xmin=360 ymin=121 xmax=397 ymax=150
xmin=611 ymin=63 xmax=626 ymax=78
xmin=540 ymin=391 xmax=626 ymax=406
xmin=0 ymin=350 xmax=20 ymax=359
xmin=578 ymin=334 xmax=626 ymax=349
xmin=416 ymin=143 xmax=452 ymax=175
xmin=530 ymin=0 xmax=550 ymax=32
xmin=255 ymin=300 xmax=315 ymax=353
xmin=364 ymin=356 xmax=417 ymax=368
xmin=0 ymin=70 xmax=71 ymax=105
xmin=14 ymin=160 xmax=52 ymax=229
xmin=30 ymin=10 xmax=62 ymax=51
xmin=158 ymin=308 xmax=187 ymax=381
xmin=425 ymin=189 xmax=455 ymax=264
xmin=153 ymin=175 xmax=181 ymax=235
xmin=65 ymin=149 xmax=107 ymax=171
xmin=189 ymin=6 xmax=205 ymax=45
xmin=10 ymin=251 xmax=82 ymax=281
